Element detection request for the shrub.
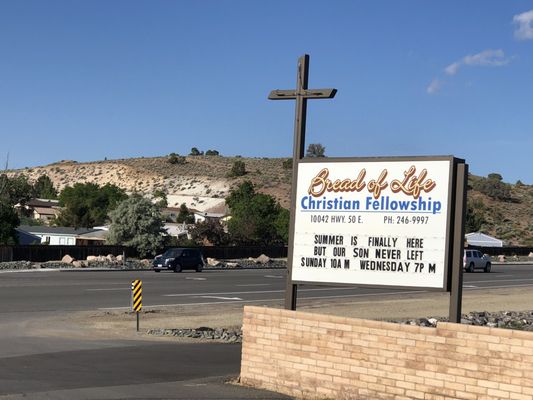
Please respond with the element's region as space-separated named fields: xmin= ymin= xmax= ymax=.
xmin=229 ymin=160 xmax=246 ymax=177
xmin=168 ymin=153 xmax=186 ymax=165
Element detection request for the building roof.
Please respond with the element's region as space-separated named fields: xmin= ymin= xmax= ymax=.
xmin=193 ymin=211 xmax=225 ymax=218
xmin=465 ymin=232 xmax=504 ymax=247
xmin=27 ymin=199 xmax=60 ymax=208
xmin=77 ymin=230 xmax=108 ymax=240
xmin=17 ymin=225 xmax=98 ymax=236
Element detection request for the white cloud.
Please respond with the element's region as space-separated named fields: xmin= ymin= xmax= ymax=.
xmin=513 ymin=10 xmax=533 ymax=40
xmin=444 ymin=62 xmax=461 ymax=76
xmin=444 ymin=49 xmax=510 ymax=75
xmin=426 ymin=79 xmax=443 ymax=94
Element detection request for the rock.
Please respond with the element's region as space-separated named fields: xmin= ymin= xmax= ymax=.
xmin=116 ymin=254 xmax=124 ymax=262
xmin=256 ymin=254 xmax=270 ymax=264
xmin=226 ymin=262 xmax=240 ymax=268
xmin=72 ymin=261 xmax=83 ymax=268
xmin=106 ymin=254 xmax=116 ymax=262
xmin=140 ymin=259 xmax=151 ymax=266
xmin=498 ymin=255 xmax=506 ymax=262
xmin=97 ymin=255 xmax=106 ymax=262
xmin=61 ymin=255 xmax=75 ymax=264
xmin=86 ymin=255 xmax=98 ymax=262
xmin=529 ymin=252 xmax=533 ymax=258
xmin=427 ymin=318 xmax=438 ymax=326
xmin=207 ymin=257 xmax=221 ymax=266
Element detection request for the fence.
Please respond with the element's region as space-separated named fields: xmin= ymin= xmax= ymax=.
xmin=469 ymin=245 xmax=533 ymax=256
xmin=0 ymin=245 xmax=137 ymax=262
xmin=0 ymin=245 xmax=288 ymax=263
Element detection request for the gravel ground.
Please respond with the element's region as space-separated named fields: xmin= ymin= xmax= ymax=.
xmin=0 ymin=258 xmax=287 ymax=270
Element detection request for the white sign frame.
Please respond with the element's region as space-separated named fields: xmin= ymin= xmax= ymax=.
xmin=288 ymin=156 xmax=458 ymax=291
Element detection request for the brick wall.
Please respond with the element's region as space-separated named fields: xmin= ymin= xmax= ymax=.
xmin=241 ymin=306 xmax=533 ymax=400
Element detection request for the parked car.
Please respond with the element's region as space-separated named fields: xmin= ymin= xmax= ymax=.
xmin=153 ymin=248 xmax=205 ymax=273
xmin=463 ymin=249 xmax=491 ymax=273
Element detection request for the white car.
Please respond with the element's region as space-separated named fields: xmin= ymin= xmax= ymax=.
xmin=463 ymin=249 xmax=492 ymax=273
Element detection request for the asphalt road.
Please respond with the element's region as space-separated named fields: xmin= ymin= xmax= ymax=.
xmin=0 ymin=264 xmax=531 ymax=399
xmin=1 ymin=264 xmax=532 ymax=313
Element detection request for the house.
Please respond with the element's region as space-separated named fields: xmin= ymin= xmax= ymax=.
xmin=161 ymin=207 xmax=182 ymax=223
xmin=193 ymin=211 xmax=226 ymax=224
xmin=16 ymin=229 xmax=41 ymax=245
xmin=76 ymin=229 xmax=108 ymax=245
xmin=15 ymin=199 xmax=61 ymax=224
xmin=16 ymin=225 xmax=105 ymax=246
xmin=163 ymin=223 xmax=190 ymax=239
xmin=465 ymin=232 xmax=504 ymax=248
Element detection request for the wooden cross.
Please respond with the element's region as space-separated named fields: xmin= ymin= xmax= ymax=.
xmin=268 ymin=54 xmax=337 ymax=310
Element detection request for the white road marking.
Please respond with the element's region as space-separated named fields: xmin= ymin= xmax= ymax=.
xmin=163 ymin=286 xmax=361 ymax=297
xmin=185 ymin=277 xmax=207 ymax=281
xmin=236 ymin=284 xmax=270 ymax=287
xmin=99 ymin=290 xmax=427 ymax=310
xmin=466 ymin=283 xmax=533 ymax=290
xmin=468 ymin=278 xmax=533 ymax=284
xmin=264 ymin=275 xmax=283 ymax=279
xmin=463 ymin=285 xmax=478 ymax=288
xmin=200 ymin=296 xmax=243 ymax=301
xmin=85 ymin=288 xmax=129 ymax=291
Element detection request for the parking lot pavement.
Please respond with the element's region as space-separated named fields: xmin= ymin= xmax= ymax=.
xmin=0 ymin=376 xmax=293 ymax=400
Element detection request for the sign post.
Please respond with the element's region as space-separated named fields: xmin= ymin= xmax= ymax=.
xmin=131 ymin=280 xmax=142 ymax=331
xmin=268 ymin=54 xmax=337 ymax=310
xmin=270 ymin=55 xmax=467 ymax=322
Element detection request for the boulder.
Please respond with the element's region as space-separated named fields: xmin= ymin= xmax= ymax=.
xmin=106 ymin=254 xmax=116 ymax=262
xmin=498 ymin=255 xmax=506 ymax=262
xmin=226 ymin=262 xmax=240 ymax=268
xmin=61 ymin=254 xmax=75 ymax=264
xmin=98 ymin=255 xmax=106 ymax=262
xmin=86 ymin=255 xmax=98 ymax=262
xmin=116 ymin=254 xmax=124 ymax=262
xmin=528 ymin=252 xmax=533 ymax=258
xmin=207 ymin=257 xmax=221 ymax=266
xmin=140 ymin=259 xmax=151 ymax=267
xmin=72 ymin=261 xmax=83 ymax=268
xmin=256 ymin=254 xmax=270 ymax=264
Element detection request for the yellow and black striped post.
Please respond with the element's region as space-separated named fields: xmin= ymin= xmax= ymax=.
xmin=131 ymin=280 xmax=142 ymax=331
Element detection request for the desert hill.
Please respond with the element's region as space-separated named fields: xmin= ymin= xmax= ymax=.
xmin=6 ymin=155 xmax=293 ymax=212
xmin=5 ymin=156 xmax=532 ymax=246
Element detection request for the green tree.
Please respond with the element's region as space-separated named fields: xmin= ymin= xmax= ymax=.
xmin=57 ymin=183 xmax=127 ymax=228
xmin=176 ymin=203 xmax=195 ymax=224
xmin=226 ymin=181 xmax=288 ymax=245
xmin=0 ymin=174 xmax=33 ymax=207
xmin=306 ymin=143 xmax=326 ymax=158
xmin=0 ymin=202 xmax=20 ymax=244
xmin=189 ymin=219 xmax=229 ymax=246
xmin=32 ymin=175 xmax=58 ymax=199
xmin=189 ymin=147 xmax=202 ymax=156
xmin=153 ymin=189 xmax=168 ymax=209
xmin=205 ymin=149 xmax=220 ymax=156
xmin=274 ymin=207 xmax=290 ymax=243
xmin=107 ymin=194 xmax=165 ymax=258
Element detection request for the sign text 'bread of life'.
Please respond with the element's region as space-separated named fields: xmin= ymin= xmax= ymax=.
xmin=291 ymin=159 xmax=453 ymax=289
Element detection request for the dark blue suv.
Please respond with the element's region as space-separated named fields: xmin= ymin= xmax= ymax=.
xmin=153 ymin=248 xmax=205 ymax=273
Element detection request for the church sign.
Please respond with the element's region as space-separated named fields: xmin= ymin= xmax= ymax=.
xmin=291 ymin=156 xmax=455 ymax=290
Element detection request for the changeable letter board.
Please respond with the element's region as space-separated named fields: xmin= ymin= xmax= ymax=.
xmin=291 ymin=158 xmax=454 ymax=290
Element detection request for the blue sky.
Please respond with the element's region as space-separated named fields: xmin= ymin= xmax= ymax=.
xmin=1 ymin=1 xmax=532 ymax=183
